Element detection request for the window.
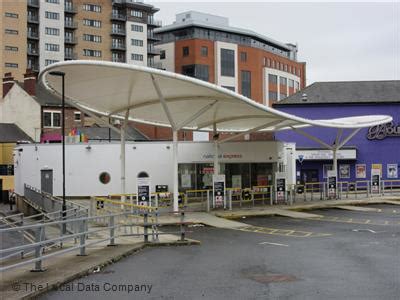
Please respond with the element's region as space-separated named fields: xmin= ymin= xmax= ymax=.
xmin=83 ymin=19 xmax=101 ymax=27
xmin=201 ymin=46 xmax=208 ymax=57
xmin=181 ymin=64 xmax=209 ymax=82
xmin=83 ymin=4 xmax=101 ymax=12
xmin=297 ymin=69 xmax=301 ymax=76
xmin=5 ymin=12 xmax=18 ymax=18
xmin=43 ymin=111 xmax=61 ymax=128
xmin=131 ymin=39 xmax=143 ymax=47
xmin=183 ymin=46 xmax=189 ymax=57
xmin=279 ymin=77 xmax=287 ymax=86
xmin=222 ymin=86 xmax=235 ymax=91
xmin=130 ymin=10 xmax=143 ymax=17
xmin=288 ymin=79 xmax=294 ymax=88
xmin=131 ymin=53 xmax=143 ymax=61
xmin=83 ymin=34 xmax=101 ymax=43
xmin=0 ymin=165 xmax=14 ymax=176
xmin=284 ymin=64 xmax=288 ymax=72
xmin=268 ymin=91 xmax=277 ymax=102
xmin=45 ymin=27 xmax=60 ymax=36
xmin=293 ymin=67 xmax=296 ymax=75
xmin=266 ymin=58 xmax=271 ymax=67
xmin=295 ymin=81 xmax=300 ymax=90
xmin=45 ymin=11 xmax=60 ymax=20
xmin=241 ymin=70 xmax=251 ymax=98
xmin=45 ymin=59 xmax=59 ymax=66
xmin=45 ymin=43 xmax=60 ymax=52
xmin=83 ymin=49 xmax=101 ymax=57
xmin=5 ymin=63 xmax=18 ymax=68
xmin=240 ymin=52 xmax=247 ymax=62
xmin=221 ymin=48 xmax=235 ymax=77
xmin=99 ymin=172 xmax=111 ymax=184
xmin=74 ymin=112 xmax=81 ymax=121
xmin=5 ymin=46 xmax=18 ymax=52
xmin=5 ymin=29 xmax=18 ymax=35
xmin=46 ymin=0 xmax=60 ymax=3
xmin=160 ymin=50 xmax=166 ymax=59
xmin=131 ymin=24 xmax=143 ymax=32
xmin=268 ymin=74 xmax=277 ymax=84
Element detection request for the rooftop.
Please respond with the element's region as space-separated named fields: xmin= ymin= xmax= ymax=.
xmin=0 ymin=124 xmax=33 ymax=143
xmin=274 ymin=81 xmax=400 ymax=106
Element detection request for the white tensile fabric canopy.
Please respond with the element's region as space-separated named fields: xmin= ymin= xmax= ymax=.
xmin=39 ymin=60 xmax=392 ymax=211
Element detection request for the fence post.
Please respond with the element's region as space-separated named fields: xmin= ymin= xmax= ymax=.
xmin=229 ymin=190 xmax=232 ymax=211
xmin=155 ymin=209 xmax=159 ymax=241
xmin=180 ymin=211 xmax=185 ymax=241
xmin=143 ymin=212 xmax=149 ymax=242
xmin=76 ymin=219 xmax=87 ymax=256
xmin=206 ymin=190 xmax=210 ymax=212
xmin=108 ymin=215 xmax=116 ymax=246
xmin=31 ymin=226 xmax=45 ymax=272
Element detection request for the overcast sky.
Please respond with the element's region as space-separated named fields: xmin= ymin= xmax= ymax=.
xmin=149 ymin=1 xmax=399 ymax=85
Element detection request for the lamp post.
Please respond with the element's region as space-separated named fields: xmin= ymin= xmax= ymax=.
xmin=49 ymin=71 xmax=66 ymax=234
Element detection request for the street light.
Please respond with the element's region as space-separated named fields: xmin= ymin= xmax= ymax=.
xmin=49 ymin=71 xmax=66 ymax=235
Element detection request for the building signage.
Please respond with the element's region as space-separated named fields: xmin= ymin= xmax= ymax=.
xmin=137 ymin=177 xmax=151 ymax=206
xmin=327 ymin=170 xmax=337 ymax=199
xmin=296 ymin=149 xmax=356 ymax=160
xmin=213 ymin=174 xmax=226 ymax=208
xmin=371 ymin=169 xmax=380 ymax=194
xmin=275 ymin=172 xmax=286 ymax=203
xmin=367 ymin=122 xmax=400 ymax=140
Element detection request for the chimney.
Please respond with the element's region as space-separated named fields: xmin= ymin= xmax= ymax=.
xmin=3 ymin=72 xmax=15 ymax=98
xmin=24 ymin=69 xmax=37 ymax=96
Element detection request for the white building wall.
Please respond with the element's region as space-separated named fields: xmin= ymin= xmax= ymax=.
xmin=263 ymin=67 xmax=301 ymax=105
xmin=39 ymin=0 xmax=65 ymax=70
xmin=154 ymin=42 xmax=175 ymax=72
xmin=14 ymin=141 xmax=294 ymax=196
xmin=0 ymin=84 xmax=41 ymax=141
xmin=126 ymin=21 xmax=147 ymax=66
xmin=214 ymin=41 xmax=238 ymax=91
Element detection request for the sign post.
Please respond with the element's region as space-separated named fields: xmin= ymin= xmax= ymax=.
xmin=137 ymin=177 xmax=151 ymax=207
xmin=327 ymin=170 xmax=337 ymax=199
xmin=371 ymin=169 xmax=381 ymax=194
xmin=212 ymin=174 xmax=226 ymax=209
xmin=275 ymin=172 xmax=286 ymax=204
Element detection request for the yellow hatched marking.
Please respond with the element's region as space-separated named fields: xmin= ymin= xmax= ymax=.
xmin=237 ymin=226 xmax=331 ymax=238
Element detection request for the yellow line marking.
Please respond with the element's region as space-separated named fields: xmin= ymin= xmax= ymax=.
xmin=237 ymin=226 xmax=331 ymax=238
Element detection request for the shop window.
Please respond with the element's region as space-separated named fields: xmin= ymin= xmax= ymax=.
xmin=43 ymin=111 xmax=61 ymax=128
xmin=99 ymin=172 xmax=111 ymax=184
xmin=268 ymin=74 xmax=277 ymax=84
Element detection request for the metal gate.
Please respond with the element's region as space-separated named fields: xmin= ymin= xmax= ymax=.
xmin=40 ymin=169 xmax=53 ymax=195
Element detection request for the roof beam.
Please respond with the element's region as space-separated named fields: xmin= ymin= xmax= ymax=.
xmin=151 ymin=74 xmax=177 ymax=130
xmin=337 ymin=128 xmax=361 ymax=149
xmin=175 ymin=100 xmax=218 ymax=130
xmin=291 ymin=127 xmax=333 ymax=150
xmin=197 ymin=115 xmax=274 ymax=130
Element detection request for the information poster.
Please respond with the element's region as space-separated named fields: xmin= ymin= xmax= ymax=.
xmin=181 ymin=174 xmax=192 ymax=188
xmin=232 ymin=175 xmax=242 ymax=189
xmin=371 ymin=168 xmax=380 ymax=194
xmin=137 ymin=177 xmax=151 ymax=206
xmin=213 ymin=174 xmax=226 ymax=208
xmin=339 ymin=164 xmax=350 ymax=179
xmin=387 ymin=164 xmax=398 ymax=179
xmin=356 ymin=164 xmax=366 ymax=179
xmin=327 ymin=170 xmax=337 ymax=198
xmin=275 ymin=172 xmax=286 ymax=203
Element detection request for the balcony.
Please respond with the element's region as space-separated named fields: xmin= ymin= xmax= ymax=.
xmin=147 ymin=46 xmax=161 ymax=55
xmin=27 ymin=15 xmax=39 ymax=23
xmin=111 ymin=43 xmax=126 ymax=51
xmin=147 ymin=18 xmax=162 ymax=27
xmin=111 ymin=28 xmax=126 ymax=36
xmin=147 ymin=32 xmax=161 ymax=41
xmin=65 ymin=36 xmax=77 ymax=44
xmin=65 ymin=3 xmax=77 ymax=14
xmin=28 ymin=0 xmax=39 ymax=8
xmin=65 ymin=52 xmax=77 ymax=60
xmin=27 ymin=63 xmax=39 ymax=72
xmin=111 ymin=13 xmax=126 ymax=21
xmin=27 ymin=48 xmax=39 ymax=56
xmin=64 ymin=21 xmax=78 ymax=29
xmin=27 ymin=31 xmax=39 ymax=39
xmin=112 ymin=56 xmax=126 ymax=63
xmin=148 ymin=61 xmax=163 ymax=69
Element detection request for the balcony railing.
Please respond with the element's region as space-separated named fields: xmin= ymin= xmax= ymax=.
xmin=27 ymin=48 xmax=39 ymax=56
xmin=28 ymin=0 xmax=39 ymax=7
xmin=148 ymin=61 xmax=163 ymax=69
xmin=147 ymin=32 xmax=161 ymax=41
xmin=111 ymin=13 xmax=126 ymax=21
xmin=64 ymin=36 xmax=77 ymax=44
xmin=65 ymin=52 xmax=77 ymax=60
xmin=111 ymin=43 xmax=126 ymax=50
xmin=65 ymin=3 xmax=77 ymax=13
xmin=27 ymin=31 xmax=39 ymax=39
xmin=64 ymin=21 xmax=78 ymax=29
xmin=112 ymin=57 xmax=126 ymax=63
xmin=111 ymin=28 xmax=126 ymax=35
xmin=147 ymin=46 xmax=161 ymax=55
xmin=147 ymin=18 xmax=162 ymax=27
xmin=27 ymin=63 xmax=39 ymax=72
xmin=27 ymin=15 xmax=39 ymax=23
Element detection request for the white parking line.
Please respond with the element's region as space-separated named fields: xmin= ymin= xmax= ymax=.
xmin=259 ymin=242 xmax=289 ymax=247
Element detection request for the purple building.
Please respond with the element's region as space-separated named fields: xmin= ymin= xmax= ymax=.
xmin=273 ymin=81 xmax=400 ymax=184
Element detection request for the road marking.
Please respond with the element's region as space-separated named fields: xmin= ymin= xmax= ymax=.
xmin=259 ymin=241 xmax=289 ymax=247
xmin=237 ymin=225 xmax=331 ymax=238
xmin=310 ymin=216 xmax=396 ymax=226
xmin=352 ymin=229 xmax=376 ymax=233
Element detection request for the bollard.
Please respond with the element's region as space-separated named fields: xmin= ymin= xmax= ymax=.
xmin=155 ymin=209 xmax=159 ymax=241
xmin=77 ymin=219 xmax=87 ymax=256
xmin=180 ymin=211 xmax=185 ymax=241
xmin=143 ymin=212 xmax=149 ymax=242
xmin=206 ymin=190 xmax=210 ymax=212
xmin=229 ymin=190 xmax=233 ymax=211
xmin=31 ymin=227 xmax=45 ymax=272
xmin=108 ymin=215 xmax=116 ymax=246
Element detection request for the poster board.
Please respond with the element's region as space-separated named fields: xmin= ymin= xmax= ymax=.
xmin=275 ymin=172 xmax=286 ymax=203
xmin=213 ymin=174 xmax=226 ymax=208
xmin=327 ymin=170 xmax=337 ymax=199
xmin=137 ymin=177 xmax=151 ymax=206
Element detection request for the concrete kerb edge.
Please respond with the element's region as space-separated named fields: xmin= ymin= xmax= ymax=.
xmin=7 ymin=239 xmax=200 ymax=300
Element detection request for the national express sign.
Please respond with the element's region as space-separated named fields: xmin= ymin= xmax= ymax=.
xmin=367 ymin=122 xmax=400 ymax=140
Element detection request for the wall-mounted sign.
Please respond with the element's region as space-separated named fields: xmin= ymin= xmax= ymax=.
xmin=137 ymin=177 xmax=151 ymax=206
xmin=213 ymin=174 xmax=226 ymax=208
xmin=356 ymin=164 xmax=366 ymax=179
xmin=367 ymin=122 xmax=400 ymax=140
xmin=387 ymin=164 xmax=398 ymax=179
xmin=296 ymin=149 xmax=356 ymax=161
